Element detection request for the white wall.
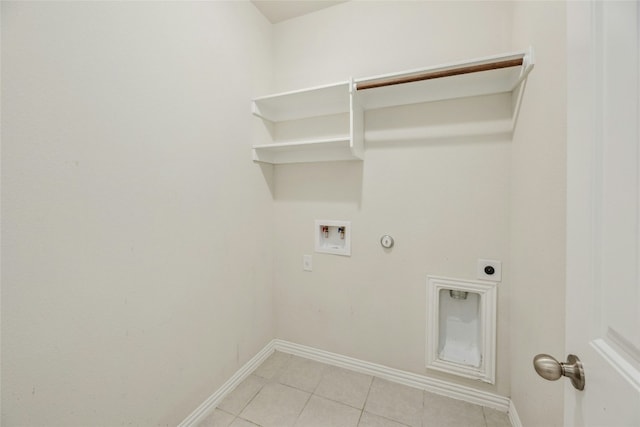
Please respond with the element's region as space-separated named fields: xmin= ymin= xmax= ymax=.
xmin=510 ymin=1 xmax=567 ymax=426
xmin=2 ymin=1 xmax=569 ymax=424
xmin=270 ymin=1 xmax=515 ymax=396
xmin=1 ymin=2 xmax=274 ymax=425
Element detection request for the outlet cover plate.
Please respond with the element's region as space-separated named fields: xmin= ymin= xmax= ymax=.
xmin=303 ymin=255 xmax=312 ymax=272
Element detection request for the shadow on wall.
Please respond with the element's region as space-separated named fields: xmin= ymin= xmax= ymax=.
xmin=365 ymin=93 xmax=513 ymax=149
xmin=271 ymin=160 xmax=364 ymax=205
xmin=256 ymin=162 xmax=276 ymax=198
xmin=258 ymin=93 xmax=512 ymax=203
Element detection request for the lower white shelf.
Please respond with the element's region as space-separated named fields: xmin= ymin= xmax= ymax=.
xmin=252 ymin=137 xmax=363 ymax=164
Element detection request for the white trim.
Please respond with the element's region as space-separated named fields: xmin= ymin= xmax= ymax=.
xmin=273 ymin=339 xmax=509 ymax=412
xmin=508 ymin=399 xmax=523 ymax=427
xmin=591 ymin=338 xmax=640 ymax=392
xmin=177 ymin=340 xmax=276 ymax=427
xmin=179 ymin=339 xmax=515 ymax=427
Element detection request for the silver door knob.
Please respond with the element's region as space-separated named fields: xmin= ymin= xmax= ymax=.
xmin=533 ymin=354 xmax=585 ymax=391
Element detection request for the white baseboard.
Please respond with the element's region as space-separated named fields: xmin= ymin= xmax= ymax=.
xmin=508 ymin=399 xmax=523 ymax=427
xmin=179 ymin=339 xmax=517 ymax=427
xmin=273 ymin=340 xmax=510 ymax=412
xmin=177 ymin=340 xmax=276 ymax=427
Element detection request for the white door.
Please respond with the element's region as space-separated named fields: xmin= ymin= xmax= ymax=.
xmin=565 ymin=1 xmax=640 ymax=426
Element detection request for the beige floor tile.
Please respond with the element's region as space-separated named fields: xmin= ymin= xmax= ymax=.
xmin=278 ymin=356 xmax=328 ymax=392
xmin=315 ymin=365 xmax=373 ymax=409
xmin=423 ymin=391 xmax=485 ymax=427
xmin=199 ymin=408 xmax=235 ymax=427
xmin=239 ymin=352 xmax=492 ymax=427
xmin=253 ymin=351 xmax=291 ymax=380
xmin=218 ymin=375 xmax=267 ymax=415
xmin=358 ymin=411 xmax=411 ymax=427
xmin=363 ymin=378 xmax=423 ymax=427
xmin=240 ymin=382 xmax=310 ymax=427
xmin=294 ymin=395 xmax=361 ymax=427
xmin=483 ymin=407 xmax=511 ymax=427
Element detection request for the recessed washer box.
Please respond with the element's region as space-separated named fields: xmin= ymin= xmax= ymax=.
xmin=426 ymin=275 xmax=497 ymax=384
xmin=315 ymin=220 xmax=351 ymax=256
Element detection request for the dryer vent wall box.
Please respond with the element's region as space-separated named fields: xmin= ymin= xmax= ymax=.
xmin=315 ymin=220 xmax=351 ymax=256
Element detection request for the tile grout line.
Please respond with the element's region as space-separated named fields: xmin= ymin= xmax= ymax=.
xmin=306 ymin=362 xmax=369 ymax=413
xmin=282 ymin=352 xmax=314 ymax=427
xmin=481 ymin=406 xmax=489 ymax=427
xmin=216 ymin=408 xmax=239 ymax=427
xmin=312 ymin=393 xmax=368 ymax=412
xmin=277 ymin=356 xmax=376 ymax=424
xmin=233 ymin=376 xmax=267 ymax=426
xmin=234 ymin=352 xmax=291 ymax=427
xmin=293 ymin=387 xmax=315 ymax=427
xmin=422 ymin=390 xmax=426 ymax=427
xmin=367 ymin=377 xmax=422 ymax=427
xmin=309 ymin=362 xmax=328 ymax=395
xmin=420 ymin=386 xmax=425 ymax=427
xmin=421 ymin=390 xmax=424 ymax=427
xmin=282 ymin=356 xmax=377 ymax=426
xmin=355 ymin=373 xmax=375 ymax=426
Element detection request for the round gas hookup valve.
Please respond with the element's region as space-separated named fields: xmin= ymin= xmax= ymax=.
xmin=380 ymin=235 xmax=394 ymax=249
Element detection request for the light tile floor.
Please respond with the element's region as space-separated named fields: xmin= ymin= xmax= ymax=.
xmin=199 ymin=351 xmax=511 ymax=427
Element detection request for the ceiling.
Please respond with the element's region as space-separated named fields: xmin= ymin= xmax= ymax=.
xmin=251 ymin=1 xmax=348 ymax=24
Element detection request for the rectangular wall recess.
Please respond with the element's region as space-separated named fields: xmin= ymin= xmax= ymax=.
xmin=314 ymin=220 xmax=351 ymax=256
xmin=426 ymin=275 xmax=497 ymax=384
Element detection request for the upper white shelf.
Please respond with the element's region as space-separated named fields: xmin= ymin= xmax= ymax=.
xmin=252 ymin=81 xmax=351 ymax=122
xmin=354 ymin=49 xmax=534 ymax=110
xmin=251 ymin=48 xmax=534 ymax=165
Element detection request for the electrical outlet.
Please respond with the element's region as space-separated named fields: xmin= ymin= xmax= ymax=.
xmin=303 ymin=255 xmax=312 ymax=272
xmin=477 ymin=259 xmax=502 ymax=282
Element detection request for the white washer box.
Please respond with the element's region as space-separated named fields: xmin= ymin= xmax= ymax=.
xmin=314 ymin=220 xmax=351 ymax=256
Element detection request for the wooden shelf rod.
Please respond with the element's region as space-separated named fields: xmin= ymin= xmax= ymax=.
xmin=356 ymin=58 xmax=524 ymax=91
